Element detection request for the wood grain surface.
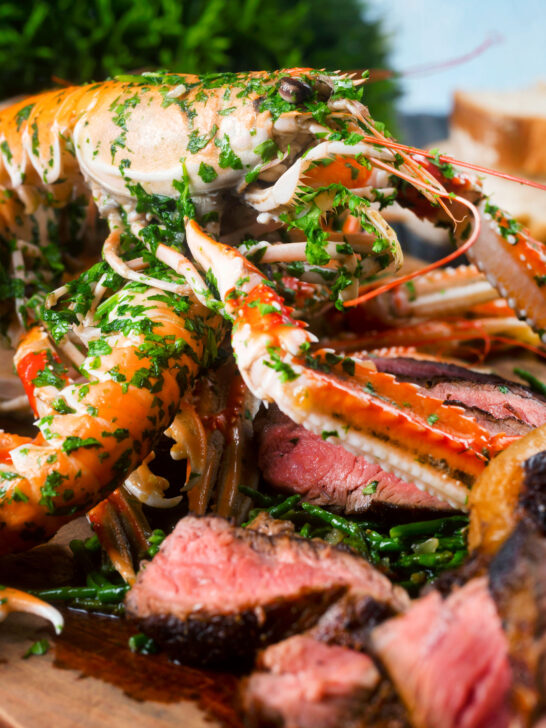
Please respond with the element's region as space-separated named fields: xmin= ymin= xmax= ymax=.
xmin=0 ymin=609 xmax=242 ymax=728
xmin=0 ymin=518 xmax=243 ymax=728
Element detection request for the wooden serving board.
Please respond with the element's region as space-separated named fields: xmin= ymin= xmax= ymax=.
xmin=0 ymin=610 xmax=242 ymax=728
xmin=0 ymin=517 xmax=242 ymax=728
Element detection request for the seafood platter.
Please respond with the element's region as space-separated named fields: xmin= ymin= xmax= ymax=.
xmin=1 ymin=68 xmax=546 ymax=727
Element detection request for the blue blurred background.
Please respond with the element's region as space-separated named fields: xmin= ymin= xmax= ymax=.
xmin=368 ymin=0 xmax=546 ymax=115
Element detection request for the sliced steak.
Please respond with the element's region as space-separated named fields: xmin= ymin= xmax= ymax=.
xmin=126 ymin=515 xmax=408 ymax=667
xmin=371 ymin=578 xmax=512 ymax=728
xmin=257 ymin=405 xmax=453 ymax=519
xmin=435 ymin=450 xmax=546 ymax=725
xmin=242 ymin=635 xmax=383 ymax=728
xmin=374 ymin=357 xmax=546 ymax=435
xmin=241 ymin=583 xmax=410 ymax=726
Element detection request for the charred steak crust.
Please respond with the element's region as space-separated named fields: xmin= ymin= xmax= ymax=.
xmin=521 ymin=451 xmax=546 ymax=533
xmin=359 ymin=678 xmax=412 ymax=728
xmin=308 ymin=593 xmax=398 ymax=653
xmin=136 ymin=586 xmax=346 ymax=669
xmin=489 ymin=521 xmax=546 ymax=722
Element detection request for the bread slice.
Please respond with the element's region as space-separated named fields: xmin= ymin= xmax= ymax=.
xmin=451 ymin=85 xmax=546 ymax=176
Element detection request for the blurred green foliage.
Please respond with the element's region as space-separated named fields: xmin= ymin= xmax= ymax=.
xmin=0 ymin=0 xmax=398 ymax=125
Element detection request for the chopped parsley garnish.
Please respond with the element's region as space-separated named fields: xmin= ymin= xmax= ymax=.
xmin=62 ymin=437 xmax=102 ymax=455
xmin=88 ymin=339 xmax=113 ymax=357
xmin=23 ymin=639 xmax=50 ymax=659
xmin=405 ymin=281 xmax=416 ymax=302
xmin=128 ymin=633 xmax=159 ymax=655
xmin=40 ymin=471 xmax=68 ymax=514
xmin=32 ymin=353 xmax=67 ymax=390
xmin=264 ymin=346 xmax=299 ymax=382
xmin=31 ymin=120 xmax=40 ymax=157
xmin=362 ymin=480 xmax=378 ymax=495
xmin=215 ymin=134 xmax=243 ymax=170
xmin=15 ymin=103 xmax=35 ymax=132
xmin=109 ymin=93 xmax=140 ymax=160
xmin=102 ymin=428 xmax=130 ymax=442
xmin=1 ymin=140 xmax=12 ymax=164
xmin=254 ymin=139 xmax=279 ymax=162
xmin=0 ymin=471 xmax=20 ymax=481
xmin=484 ymin=201 xmax=522 ymax=242
xmin=197 ymin=162 xmax=218 ymax=183
xmin=51 ymin=397 xmax=75 ymax=415
xmin=11 ymin=487 xmax=29 ymax=503
xmin=429 ymin=148 xmax=455 ymax=179
xmin=187 ymin=125 xmax=218 ymax=153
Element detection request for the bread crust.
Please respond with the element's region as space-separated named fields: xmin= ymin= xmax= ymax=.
xmin=451 ymin=89 xmax=546 ymax=176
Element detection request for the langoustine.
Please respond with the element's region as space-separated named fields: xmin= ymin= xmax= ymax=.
xmin=0 ymin=67 xmax=545 ymax=561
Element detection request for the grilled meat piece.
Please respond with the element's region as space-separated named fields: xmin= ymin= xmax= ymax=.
xmin=241 ymin=590 xmax=408 ymax=728
xmin=307 ymin=591 xmax=399 ymax=653
xmin=126 ymin=515 xmax=408 ymax=667
xmin=242 ymin=634 xmax=407 ymax=728
xmin=374 ymin=357 xmax=546 ymax=435
xmin=256 ymin=405 xmax=453 ymax=519
xmin=520 ymin=450 xmax=546 ymax=533
xmin=489 ymin=521 xmax=546 ymax=724
xmin=436 ymin=452 xmax=546 ymax=725
xmin=371 ymin=578 xmax=512 ymax=728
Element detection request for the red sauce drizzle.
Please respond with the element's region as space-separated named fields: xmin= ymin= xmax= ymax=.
xmin=234 ymin=283 xmax=307 ymax=335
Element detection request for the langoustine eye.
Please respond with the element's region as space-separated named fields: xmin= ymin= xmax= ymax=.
xmin=278 ymin=77 xmax=313 ymax=104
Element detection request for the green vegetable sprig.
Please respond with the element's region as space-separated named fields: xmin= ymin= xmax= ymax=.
xmin=240 ymin=486 xmax=468 ymax=594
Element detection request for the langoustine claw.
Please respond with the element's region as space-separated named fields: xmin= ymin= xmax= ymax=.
xmin=0 ymin=586 xmax=63 ymax=634
xmin=186 ymin=220 xmax=519 ymax=509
